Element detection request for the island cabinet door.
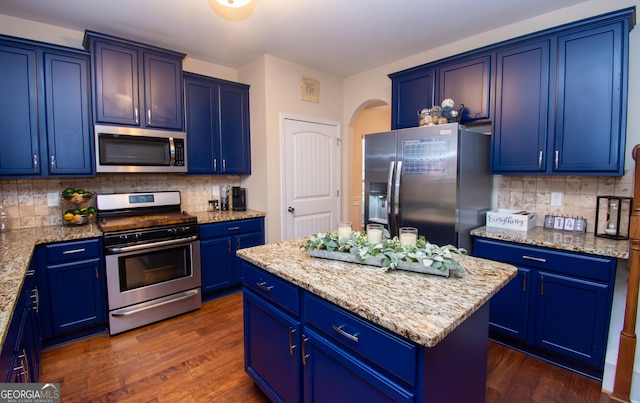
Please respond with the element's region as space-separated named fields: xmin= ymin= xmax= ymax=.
xmin=488 ymin=267 xmax=531 ymax=341
xmin=302 ymin=328 xmax=414 ymax=403
xmin=533 ymin=271 xmax=609 ymax=367
xmin=243 ymin=290 xmax=301 ymax=403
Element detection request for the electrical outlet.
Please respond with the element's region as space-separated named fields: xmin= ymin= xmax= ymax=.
xmin=212 ymin=185 xmax=220 ymax=197
xmin=47 ymin=192 xmax=60 ymax=207
xmin=550 ymin=192 xmax=563 ymax=207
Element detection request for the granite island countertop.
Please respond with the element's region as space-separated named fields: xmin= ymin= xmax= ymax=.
xmin=470 ymin=226 xmax=629 ymax=259
xmin=236 ymin=239 xmax=517 ymax=348
xmin=0 ymin=209 xmax=265 ymax=349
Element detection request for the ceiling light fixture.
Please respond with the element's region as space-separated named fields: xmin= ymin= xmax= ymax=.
xmin=209 ymin=0 xmax=257 ymax=21
xmin=216 ymin=0 xmax=252 ymax=8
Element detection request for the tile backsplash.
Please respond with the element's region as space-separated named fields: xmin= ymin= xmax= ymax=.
xmin=0 ymin=175 xmax=240 ymax=230
xmin=1 ymin=172 xmax=635 ymax=233
xmin=496 ymin=170 xmax=634 ymax=233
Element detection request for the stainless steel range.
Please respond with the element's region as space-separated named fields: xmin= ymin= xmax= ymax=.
xmin=96 ymin=191 xmax=201 ymax=335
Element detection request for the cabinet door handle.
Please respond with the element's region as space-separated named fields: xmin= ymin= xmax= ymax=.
xmin=62 ymin=248 xmax=86 ymax=255
xmin=538 ymin=151 xmax=543 ymax=170
xmin=256 ymin=281 xmax=273 ymax=292
xmin=94 ymin=264 xmax=99 ymax=279
xmin=288 ymin=327 xmax=297 ymax=356
xmin=32 ymin=154 xmax=38 ymax=173
xmin=222 ymin=159 xmax=226 ymax=172
xmin=31 ymin=287 xmax=39 ymax=313
xmin=302 ymin=336 xmax=310 ymax=365
xmin=554 ymin=151 xmax=559 ymax=170
xmin=332 ymin=324 xmax=359 ymax=343
xmin=540 ymin=275 xmax=544 ymax=296
xmin=228 ymin=239 xmax=232 ymax=253
xmin=50 ymin=155 xmax=55 ymax=173
xmin=522 ymin=255 xmax=546 ymax=263
xmin=213 ymin=158 xmax=217 ymax=172
xmin=147 ymin=109 xmax=152 ymax=125
xmin=522 ymin=272 xmax=527 ymax=292
xmin=134 ymin=108 xmax=139 ymax=124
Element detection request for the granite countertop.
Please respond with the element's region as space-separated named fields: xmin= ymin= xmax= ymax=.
xmin=0 ymin=209 xmax=265 ymax=349
xmin=236 ymin=239 xmax=517 ymax=348
xmin=470 ymin=226 xmax=629 ymax=259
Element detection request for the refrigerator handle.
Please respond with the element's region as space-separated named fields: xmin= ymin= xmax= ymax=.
xmin=386 ymin=161 xmax=395 ymax=234
xmin=392 ymin=161 xmax=402 ymax=236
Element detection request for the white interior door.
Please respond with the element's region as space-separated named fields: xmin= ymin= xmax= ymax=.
xmin=282 ymin=116 xmax=341 ymax=240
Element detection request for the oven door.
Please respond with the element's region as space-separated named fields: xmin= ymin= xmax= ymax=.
xmin=105 ymin=239 xmax=201 ymax=310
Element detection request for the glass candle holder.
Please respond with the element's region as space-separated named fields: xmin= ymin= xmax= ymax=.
xmin=337 ymin=222 xmax=352 ymax=241
xmin=399 ymin=227 xmax=418 ymax=247
xmin=366 ymin=223 xmax=383 ymax=244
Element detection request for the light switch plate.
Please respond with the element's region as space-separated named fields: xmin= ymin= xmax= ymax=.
xmin=550 ymin=192 xmax=563 ymax=207
xmin=47 ymin=192 xmax=59 ymax=207
xmin=212 ymin=185 xmax=220 ymax=197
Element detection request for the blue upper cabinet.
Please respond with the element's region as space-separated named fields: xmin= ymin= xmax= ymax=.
xmin=493 ymin=19 xmax=630 ymax=176
xmin=389 ymin=54 xmax=490 ymax=130
xmin=219 ymin=82 xmax=251 ymax=174
xmin=0 ymin=44 xmax=39 ymax=176
xmin=436 ymin=55 xmax=492 ymax=122
xmin=184 ymin=72 xmax=251 ymax=175
xmin=84 ymin=31 xmax=185 ymax=131
xmin=492 ymin=40 xmax=551 ymax=173
xmin=389 ymin=68 xmax=434 ymax=129
xmin=0 ymin=38 xmax=93 ymax=177
xmin=553 ymin=22 xmax=626 ymax=174
xmin=43 ymin=52 xmax=93 ymax=175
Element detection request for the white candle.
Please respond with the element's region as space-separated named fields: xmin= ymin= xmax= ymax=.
xmin=399 ymin=233 xmax=417 ymax=247
xmin=338 ymin=226 xmax=351 ymax=241
xmin=367 ymin=229 xmax=382 ymax=244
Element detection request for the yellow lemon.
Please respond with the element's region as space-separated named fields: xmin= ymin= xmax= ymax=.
xmin=63 ymin=212 xmax=74 ymax=221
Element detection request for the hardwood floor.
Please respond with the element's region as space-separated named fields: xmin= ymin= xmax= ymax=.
xmin=41 ymin=291 xmax=610 ymax=402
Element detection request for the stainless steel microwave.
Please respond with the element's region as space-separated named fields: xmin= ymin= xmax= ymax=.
xmin=94 ymin=125 xmax=187 ymax=173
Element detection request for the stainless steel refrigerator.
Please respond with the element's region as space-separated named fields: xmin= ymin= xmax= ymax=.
xmin=364 ymin=123 xmax=492 ymax=252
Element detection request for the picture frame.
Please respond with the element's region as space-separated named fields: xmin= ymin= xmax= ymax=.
xmin=301 ymin=76 xmax=319 ymax=103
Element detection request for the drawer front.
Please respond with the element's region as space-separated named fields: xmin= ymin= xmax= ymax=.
xmin=200 ymin=218 xmax=263 ymax=239
xmin=242 ymin=262 xmax=300 ymax=316
xmin=474 ymin=238 xmax=614 ymax=282
xmin=45 ymin=238 xmax=101 ymax=264
xmin=303 ymin=292 xmax=416 ymax=386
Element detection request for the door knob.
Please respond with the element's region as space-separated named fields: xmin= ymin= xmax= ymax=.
xmin=288 ymin=207 xmax=295 ymax=213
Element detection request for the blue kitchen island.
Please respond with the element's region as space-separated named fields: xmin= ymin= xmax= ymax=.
xmin=237 ymin=239 xmax=517 ymax=402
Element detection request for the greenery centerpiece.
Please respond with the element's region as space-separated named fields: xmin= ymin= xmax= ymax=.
xmin=303 ymin=230 xmax=467 ymax=277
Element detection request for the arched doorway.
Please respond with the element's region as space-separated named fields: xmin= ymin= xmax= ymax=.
xmin=346 ymin=100 xmax=390 ymax=231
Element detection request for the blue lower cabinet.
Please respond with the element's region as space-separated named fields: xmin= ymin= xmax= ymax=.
xmin=0 ymin=268 xmax=40 ymax=383
xmin=474 ymin=237 xmax=615 ymax=379
xmin=488 ymin=267 xmax=530 ymax=341
xmin=41 ymin=239 xmax=106 ymax=343
xmin=534 ymin=271 xmax=609 ymax=367
xmin=199 ymin=218 xmax=265 ymax=297
xmin=244 ymin=289 xmax=301 ymax=402
xmin=242 ymin=261 xmax=490 ymax=402
xmin=302 ymin=329 xmax=414 ymax=403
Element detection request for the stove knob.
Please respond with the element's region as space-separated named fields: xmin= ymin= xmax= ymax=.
xmin=119 ymin=234 xmax=129 ymax=241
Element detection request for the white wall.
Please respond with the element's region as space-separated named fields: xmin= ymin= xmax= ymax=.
xmin=238 ymin=55 xmax=343 ymax=243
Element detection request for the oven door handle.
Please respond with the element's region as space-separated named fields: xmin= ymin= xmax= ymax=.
xmin=106 ymin=235 xmax=198 ymax=253
xmin=111 ymin=289 xmax=200 ymax=317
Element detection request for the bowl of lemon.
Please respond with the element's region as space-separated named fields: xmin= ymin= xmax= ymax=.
xmin=61 ymin=187 xmax=96 ymax=226
xmin=61 ymin=187 xmax=94 ymax=204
